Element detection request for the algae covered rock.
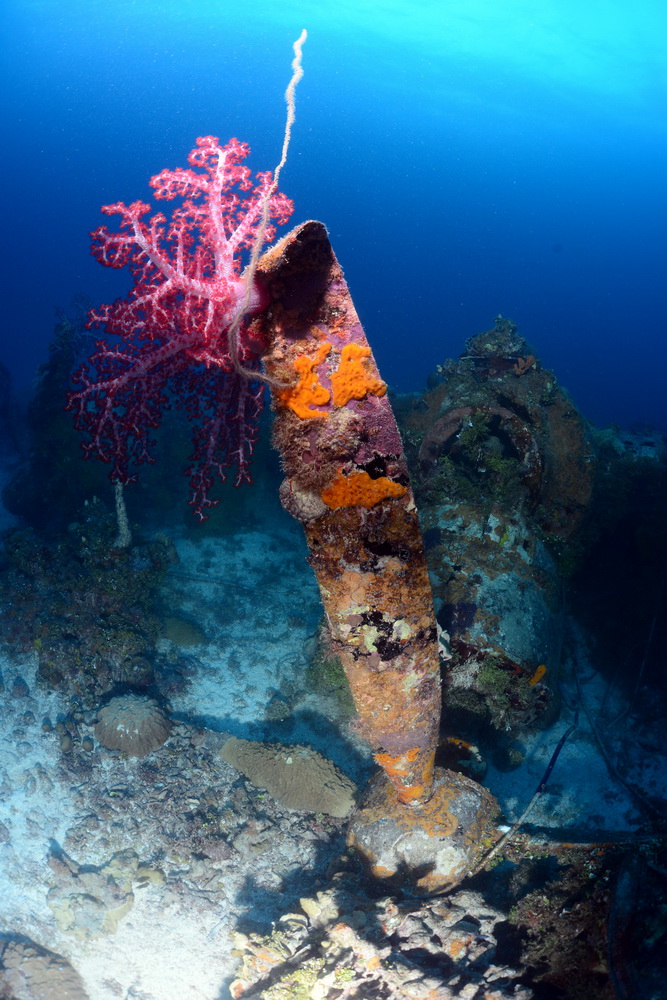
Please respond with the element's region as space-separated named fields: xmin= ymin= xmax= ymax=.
xmin=220 ymin=737 xmax=356 ymax=817
xmin=45 ymin=848 xmax=159 ymax=940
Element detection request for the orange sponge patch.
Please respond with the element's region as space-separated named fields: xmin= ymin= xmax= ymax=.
xmin=330 ymin=343 xmax=387 ymax=407
xmin=321 ymin=470 xmax=407 ymax=510
xmin=528 ymin=663 xmax=547 ymax=686
xmin=374 ymin=747 xmax=420 ymax=775
xmin=278 ymin=342 xmax=331 ymax=419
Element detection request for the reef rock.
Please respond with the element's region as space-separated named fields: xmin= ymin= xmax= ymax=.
xmin=230 ymin=879 xmax=532 ymax=999
xmin=0 ymin=936 xmax=89 ymax=999
xmin=46 ymin=848 xmax=147 ymax=940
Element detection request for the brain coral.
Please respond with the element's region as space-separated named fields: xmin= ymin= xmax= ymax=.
xmin=94 ymin=694 xmax=171 ymax=757
xmin=220 ymin=737 xmax=357 ymax=817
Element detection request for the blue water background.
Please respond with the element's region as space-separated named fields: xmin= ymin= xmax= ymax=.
xmin=2 ymin=0 xmax=666 ymax=429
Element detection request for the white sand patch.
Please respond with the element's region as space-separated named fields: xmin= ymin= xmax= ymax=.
xmin=1 ymin=654 xmax=79 ymax=932
xmin=161 ymin=525 xmax=321 ymax=725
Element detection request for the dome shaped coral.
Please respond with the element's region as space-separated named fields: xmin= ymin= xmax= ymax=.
xmin=94 ymin=694 xmax=171 ymax=757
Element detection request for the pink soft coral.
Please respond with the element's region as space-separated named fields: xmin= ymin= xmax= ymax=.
xmin=67 ymin=136 xmax=293 ymax=517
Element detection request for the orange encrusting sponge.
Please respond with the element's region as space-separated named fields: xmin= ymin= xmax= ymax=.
xmin=321 ymin=470 xmax=407 ymax=510
xmin=277 ymin=341 xmax=331 ymax=419
xmin=330 ymin=343 xmax=387 ymax=407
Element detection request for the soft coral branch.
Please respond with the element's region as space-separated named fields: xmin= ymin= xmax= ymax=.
xmin=67 ymin=136 xmax=293 ymax=517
